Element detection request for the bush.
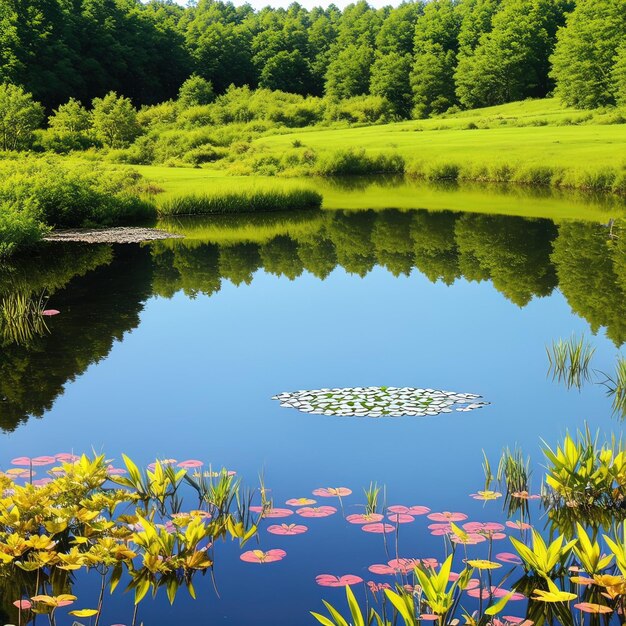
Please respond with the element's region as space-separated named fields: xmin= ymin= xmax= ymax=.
xmin=315 ymin=148 xmax=404 ymax=176
xmin=158 ymin=188 xmax=323 ymax=216
xmin=0 ymin=205 xmax=47 ymax=257
xmin=324 ymin=95 xmax=395 ymax=125
xmin=0 ymin=158 xmax=156 ymax=229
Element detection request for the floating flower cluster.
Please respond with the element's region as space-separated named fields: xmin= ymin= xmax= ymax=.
xmin=272 ymin=386 xmax=489 ymax=417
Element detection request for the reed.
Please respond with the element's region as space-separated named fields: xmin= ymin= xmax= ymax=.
xmin=546 ymin=335 xmax=595 ymax=389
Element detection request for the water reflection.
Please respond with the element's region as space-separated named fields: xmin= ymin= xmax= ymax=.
xmin=0 ymin=209 xmax=625 ymax=431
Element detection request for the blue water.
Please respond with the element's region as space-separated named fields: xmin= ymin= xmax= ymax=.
xmin=0 ymin=209 xmax=623 ymax=625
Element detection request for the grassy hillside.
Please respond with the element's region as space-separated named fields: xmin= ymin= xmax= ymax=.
xmin=134 ymin=99 xmax=626 ymax=222
xmin=253 ymin=100 xmax=626 ymax=169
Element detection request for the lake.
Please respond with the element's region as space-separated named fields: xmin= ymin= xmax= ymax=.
xmin=0 ymin=197 xmax=624 ymax=625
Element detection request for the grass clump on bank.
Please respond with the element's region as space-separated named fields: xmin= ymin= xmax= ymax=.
xmin=406 ymin=159 xmax=626 ymax=194
xmin=158 ymin=188 xmax=322 ymax=216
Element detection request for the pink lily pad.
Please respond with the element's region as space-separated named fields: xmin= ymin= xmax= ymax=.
xmin=388 ymin=558 xmax=420 ymax=573
xmin=240 ymin=549 xmax=286 ymax=563
xmin=427 ymin=512 xmax=468 ymax=522
xmin=506 ymin=520 xmax=532 ymax=530
xmin=496 ymin=552 xmax=523 ymax=565
xmin=315 ymin=574 xmax=363 ymax=587
xmin=388 ymin=505 xmax=430 ymax=516
xmin=42 ymin=309 xmax=60 ymax=316
xmin=177 ymin=460 xmax=203 ymax=468
xmin=368 ymin=564 xmax=395 ymax=575
xmin=10 ymin=457 xmax=32 ymax=467
xmin=31 ymin=456 xmax=56 ymax=466
xmin=286 ymin=498 xmax=316 ymax=506
xmin=347 ymin=513 xmax=384 ymax=524
xmin=267 ymin=523 xmax=308 ymax=535
xmin=296 ymin=506 xmax=337 ymax=518
xmin=249 ymin=506 xmax=294 ymax=518
xmin=387 ymin=513 xmax=415 ymax=524
xmin=13 ymin=599 xmax=32 ymax=610
xmin=362 ymin=523 xmax=395 ymax=534
xmin=313 ymin=487 xmax=352 ymax=497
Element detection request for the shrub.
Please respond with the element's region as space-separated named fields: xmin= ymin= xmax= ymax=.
xmin=315 ymin=148 xmax=404 ymax=176
xmin=0 ymin=84 xmax=44 ymax=151
xmin=0 ymin=204 xmax=47 ymax=257
xmin=0 ymin=158 xmax=155 ymax=229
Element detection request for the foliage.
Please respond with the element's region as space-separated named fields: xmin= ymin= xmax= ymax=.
xmin=550 ymin=0 xmax=626 ymax=108
xmin=315 ymin=148 xmax=404 ymax=176
xmin=0 ymin=205 xmax=47 ymax=258
xmin=91 ymin=92 xmax=141 ymax=149
xmin=0 ymin=453 xmax=258 ymax=616
xmin=0 ymin=83 xmax=44 ymax=151
xmin=546 ymin=335 xmax=596 ymax=388
xmin=0 ymin=158 xmax=156 ymax=251
xmin=178 ymin=75 xmax=215 ymax=108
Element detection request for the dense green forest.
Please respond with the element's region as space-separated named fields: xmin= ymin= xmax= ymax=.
xmin=1 ymin=0 xmax=625 ymax=118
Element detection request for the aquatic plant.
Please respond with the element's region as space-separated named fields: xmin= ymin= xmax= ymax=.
xmin=273 ymin=387 xmax=489 ymax=418
xmin=601 ymin=357 xmax=626 ymax=419
xmin=546 ymin=335 xmax=595 ymax=389
xmin=0 ymin=291 xmax=50 ymax=346
xmin=0 ymin=452 xmax=260 ymax=625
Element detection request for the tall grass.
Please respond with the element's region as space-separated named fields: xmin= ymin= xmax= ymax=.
xmin=157 ymin=188 xmax=322 ymax=216
xmin=405 ymin=159 xmax=626 ymax=195
xmin=315 ymin=148 xmax=405 ymax=176
xmin=0 ymin=292 xmax=49 ymax=345
xmin=603 ymin=357 xmax=626 ymax=419
xmin=546 ymin=335 xmax=595 ymax=389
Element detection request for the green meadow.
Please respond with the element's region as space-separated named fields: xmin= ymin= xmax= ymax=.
xmin=129 ymin=99 xmax=626 ymax=224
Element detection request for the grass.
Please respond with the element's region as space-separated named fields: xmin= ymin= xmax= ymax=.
xmin=137 ymin=166 xmax=624 ymax=223
xmin=157 ymin=188 xmax=322 ymax=216
xmin=129 ymin=98 xmax=626 ymax=221
xmin=546 ymin=335 xmax=596 ymax=389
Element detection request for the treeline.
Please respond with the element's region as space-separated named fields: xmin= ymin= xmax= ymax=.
xmin=1 ymin=0 xmax=625 ymax=117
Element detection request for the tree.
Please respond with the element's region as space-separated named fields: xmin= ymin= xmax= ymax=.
xmin=550 ymin=0 xmax=626 ymax=108
xmin=177 ymin=74 xmax=215 ymax=107
xmin=325 ymin=44 xmax=374 ymax=100
xmin=0 ymin=83 xmax=44 ymax=151
xmin=259 ymin=50 xmax=311 ymax=94
xmin=613 ymin=44 xmax=626 ymax=106
xmin=455 ymin=0 xmax=570 ymax=108
xmin=410 ymin=0 xmax=461 ymax=117
xmin=91 ymin=92 xmax=140 ymax=148
xmin=370 ymin=52 xmax=413 ymax=117
xmin=48 ymin=98 xmax=91 ymax=134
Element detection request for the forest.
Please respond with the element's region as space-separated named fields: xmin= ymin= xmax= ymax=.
xmin=1 ymin=0 xmax=625 ymax=117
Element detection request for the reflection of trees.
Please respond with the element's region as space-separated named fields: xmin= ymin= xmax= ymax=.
xmin=152 ymin=210 xmax=626 ymax=346
xmin=551 ymin=222 xmax=626 ymax=346
xmin=455 ymin=215 xmax=558 ymax=307
xmin=410 ymin=211 xmax=460 ymax=284
xmin=5 ymin=210 xmax=626 ymax=431
xmin=0 ymin=245 xmax=152 ymax=431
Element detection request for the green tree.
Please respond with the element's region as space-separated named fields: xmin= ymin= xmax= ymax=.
xmin=550 ymin=0 xmax=626 ymax=108
xmin=91 ymin=91 xmax=140 ymax=148
xmin=370 ymin=52 xmax=413 ymax=117
xmin=410 ymin=0 xmax=461 ymax=117
xmin=0 ymin=83 xmax=44 ymax=151
xmin=177 ymin=74 xmax=215 ymax=107
xmin=48 ymin=98 xmax=91 ymax=133
xmin=613 ymin=44 xmax=626 ymax=106
xmin=455 ymin=0 xmax=569 ymax=108
xmin=325 ymin=44 xmax=374 ymax=100
xmin=259 ymin=50 xmax=311 ymax=94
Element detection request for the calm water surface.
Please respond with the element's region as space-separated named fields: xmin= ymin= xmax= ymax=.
xmin=0 ymin=204 xmax=624 ymax=624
